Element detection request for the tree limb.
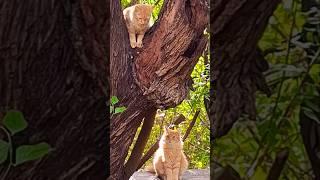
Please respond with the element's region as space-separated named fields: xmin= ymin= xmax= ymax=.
xmin=182 ymin=110 xmax=200 ymax=141
xmin=124 ymin=108 xmax=157 ymax=178
xmin=213 ymin=165 xmax=241 ymax=180
xmin=267 ymin=148 xmax=289 ymax=180
xmin=130 ymin=0 xmax=138 ymax=6
xmin=137 ymin=142 xmax=159 ymax=171
xmin=172 ymin=114 xmax=187 ymax=127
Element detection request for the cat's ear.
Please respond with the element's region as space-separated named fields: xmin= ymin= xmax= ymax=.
xmin=135 ymin=5 xmax=142 ymax=11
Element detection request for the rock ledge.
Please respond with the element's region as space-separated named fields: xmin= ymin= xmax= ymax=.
xmin=129 ymin=169 xmax=210 ymax=180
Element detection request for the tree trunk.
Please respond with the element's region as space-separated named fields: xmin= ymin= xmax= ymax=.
xmin=110 ymin=0 xmax=208 ymax=179
xmin=209 ymin=0 xmax=279 ymax=138
xmin=0 ymin=0 xmax=108 ymax=179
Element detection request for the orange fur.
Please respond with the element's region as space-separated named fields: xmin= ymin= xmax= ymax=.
xmin=150 ymin=127 xmax=188 ymax=180
xmin=123 ymin=4 xmax=153 ymax=48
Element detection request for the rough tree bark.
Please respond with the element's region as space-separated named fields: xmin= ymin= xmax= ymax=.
xmin=0 ymin=0 xmax=108 ymax=179
xmin=110 ymin=0 xmax=208 ymax=179
xmin=209 ymin=0 xmax=279 ymax=138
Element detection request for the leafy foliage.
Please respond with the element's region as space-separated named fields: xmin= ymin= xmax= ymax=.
xmin=214 ymin=1 xmax=320 ymax=179
xmin=14 ymin=143 xmax=51 ymax=166
xmin=3 ymin=110 xmax=27 ymax=135
xmin=0 ymin=110 xmax=52 ymax=179
xmin=110 ymin=96 xmax=127 ymax=115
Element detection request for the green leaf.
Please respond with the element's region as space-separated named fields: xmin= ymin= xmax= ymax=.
xmin=111 ymin=96 xmax=119 ymax=105
xmin=14 ymin=142 xmax=51 ymax=166
xmin=265 ymin=64 xmax=305 ymax=85
xmin=252 ymin=166 xmax=267 ymax=180
xmin=3 ymin=110 xmax=28 ymax=135
xmin=114 ymin=107 xmax=127 ymax=114
xmin=0 ymin=139 xmax=9 ymax=164
xmin=309 ymin=64 xmax=320 ymax=83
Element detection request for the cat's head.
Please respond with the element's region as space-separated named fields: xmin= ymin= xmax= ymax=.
xmin=134 ymin=4 xmax=153 ymax=26
xmin=161 ymin=126 xmax=182 ymax=145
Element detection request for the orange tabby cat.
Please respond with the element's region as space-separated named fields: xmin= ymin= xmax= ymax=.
xmin=123 ymin=4 xmax=153 ymax=48
xmin=146 ymin=126 xmax=188 ymax=180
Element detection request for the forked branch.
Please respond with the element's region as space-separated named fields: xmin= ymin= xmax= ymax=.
xmin=124 ymin=109 xmax=157 ymax=178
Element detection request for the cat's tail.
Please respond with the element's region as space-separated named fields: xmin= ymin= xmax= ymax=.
xmin=144 ymin=164 xmax=155 ymax=173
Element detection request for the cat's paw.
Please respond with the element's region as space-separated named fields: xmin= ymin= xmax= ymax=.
xmin=130 ymin=41 xmax=137 ymax=48
xmin=136 ymin=41 xmax=143 ymax=48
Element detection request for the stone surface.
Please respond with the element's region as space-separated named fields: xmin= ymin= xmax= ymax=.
xmin=129 ymin=169 xmax=210 ymax=180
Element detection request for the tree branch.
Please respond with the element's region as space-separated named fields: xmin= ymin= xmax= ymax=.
xmin=129 ymin=0 xmax=138 ymax=6
xmin=213 ymin=165 xmax=241 ymax=180
xmin=182 ymin=110 xmax=200 ymax=141
xmin=124 ymin=108 xmax=157 ymax=178
xmin=266 ymin=148 xmax=289 ymax=180
xmin=172 ymin=114 xmax=186 ymax=126
xmin=137 ymin=142 xmax=159 ymax=171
